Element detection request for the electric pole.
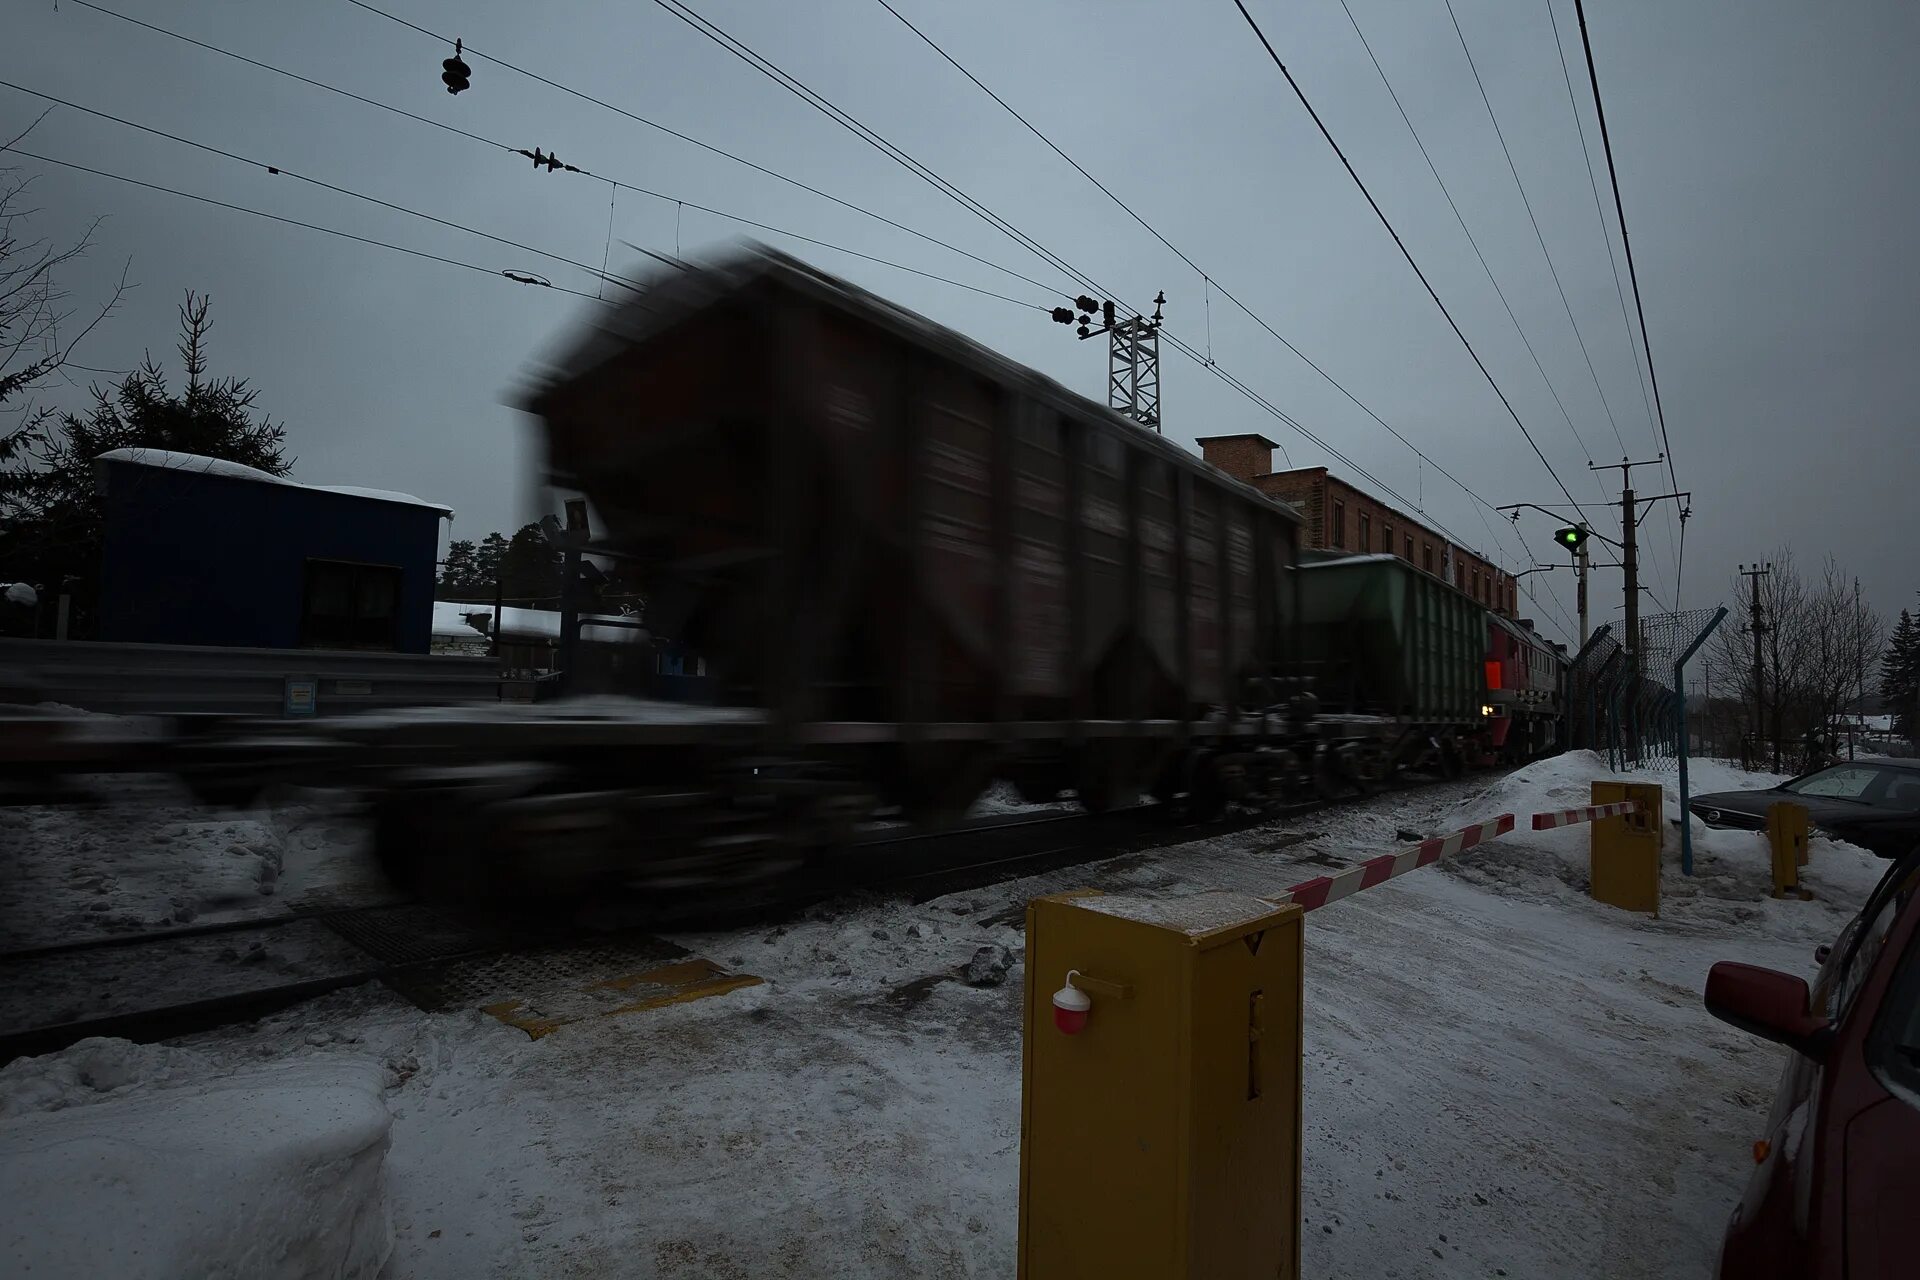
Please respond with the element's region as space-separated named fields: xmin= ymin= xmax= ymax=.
xmin=1590 ymin=457 xmax=1689 ymax=764
xmin=1051 ymin=292 xmax=1167 ymax=431
xmin=1740 ymin=562 xmax=1771 ymax=767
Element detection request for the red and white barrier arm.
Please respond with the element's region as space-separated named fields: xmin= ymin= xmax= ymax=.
xmin=1529 ymin=800 xmax=1640 ymax=831
xmin=1267 ymin=813 xmax=1516 ymax=914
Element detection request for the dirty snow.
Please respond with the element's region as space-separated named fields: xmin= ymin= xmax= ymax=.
xmin=1 ymin=750 xmax=1894 ymax=1278
xmin=0 ymin=781 xmax=387 ymax=951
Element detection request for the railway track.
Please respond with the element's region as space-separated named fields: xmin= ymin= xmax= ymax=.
xmin=0 ymin=773 xmax=1463 ymax=1063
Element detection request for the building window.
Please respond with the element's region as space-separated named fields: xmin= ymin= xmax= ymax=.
xmin=1471 ymin=571 xmax=1480 ymax=601
xmin=1332 ymin=500 xmax=1346 ymax=549
xmin=1381 ymin=522 xmax=1392 ymax=553
xmin=302 ymin=559 xmax=402 ymax=651
xmin=1404 ymin=534 xmax=1414 ymax=561
xmin=1423 ymin=543 xmax=1434 ymax=573
xmin=1358 ymin=512 xmax=1370 ymax=552
xmin=1456 ymin=563 xmax=1466 ymax=590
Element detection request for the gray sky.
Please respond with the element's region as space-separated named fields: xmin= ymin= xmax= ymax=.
xmin=8 ymin=0 xmax=1917 ymax=645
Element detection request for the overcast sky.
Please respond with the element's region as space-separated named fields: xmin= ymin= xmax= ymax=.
xmin=7 ymin=0 xmax=1916 ymax=645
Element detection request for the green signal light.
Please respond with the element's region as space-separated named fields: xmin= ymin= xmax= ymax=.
xmin=1554 ymin=525 xmax=1587 ymax=548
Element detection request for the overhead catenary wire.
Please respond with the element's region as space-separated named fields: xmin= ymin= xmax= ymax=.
xmin=1440 ymin=0 xmax=1628 ymax=463
xmin=0 ymin=147 xmax=605 ymax=300
xmin=1333 ymin=0 xmax=1601 ymax=492
xmin=1543 ymin=0 xmax=1678 ymax=608
xmin=324 ymin=0 xmax=1068 ymax=303
xmin=1228 ymin=0 xmax=1594 ymax=531
xmin=65 ymin=0 xmax=1064 ymax=305
xmin=19 ymin=15 xmax=1061 ymax=312
xmin=1561 ymin=0 xmax=1682 ymax=607
xmin=1571 ymin=0 xmax=1678 ymax=500
xmin=1443 ymin=0 xmax=1679 ymax=605
xmin=0 ymin=78 xmax=647 ymax=297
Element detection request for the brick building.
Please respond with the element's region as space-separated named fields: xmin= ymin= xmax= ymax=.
xmin=1195 ymin=434 xmax=1519 ymax=618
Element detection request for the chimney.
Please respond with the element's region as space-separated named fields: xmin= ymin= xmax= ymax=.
xmin=1194 ymin=433 xmax=1279 ymax=484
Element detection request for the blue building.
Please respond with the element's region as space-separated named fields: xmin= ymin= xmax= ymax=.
xmin=93 ymin=448 xmax=451 ymax=653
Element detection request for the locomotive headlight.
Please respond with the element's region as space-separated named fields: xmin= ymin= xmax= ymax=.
xmin=1480 ymin=704 xmax=1495 ymax=717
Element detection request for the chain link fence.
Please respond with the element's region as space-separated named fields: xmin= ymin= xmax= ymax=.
xmin=1567 ymin=608 xmax=1723 ymax=771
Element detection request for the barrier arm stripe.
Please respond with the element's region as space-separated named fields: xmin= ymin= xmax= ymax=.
xmin=1268 ymin=814 xmax=1516 ymax=914
xmin=1530 ymin=800 xmax=1641 ymax=831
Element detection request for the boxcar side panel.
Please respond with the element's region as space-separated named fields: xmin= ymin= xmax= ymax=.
xmin=1186 ymin=481 xmax=1223 ymax=704
xmin=1008 ymin=402 xmax=1071 ymax=700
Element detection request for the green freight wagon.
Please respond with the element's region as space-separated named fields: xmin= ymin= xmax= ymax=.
xmin=1296 ymin=553 xmax=1485 ymax=728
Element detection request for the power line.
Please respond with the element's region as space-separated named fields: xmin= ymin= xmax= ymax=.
xmin=1440 ymin=0 xmax=1627 ymax=461
xmin=1571 ymin=0 xmax=1678 ymax=497
xmin=0 ymin=79 xmax=646 ymax=297
xmin=1542 ymin=0 xmax=1656 ymax=457
xmin=1 ymin=147 xmax=605 ymax=301
xmin=1333 ymin=0 xmax=1600 ymax=484
xmin=1447 ymin=0 xmax=1680 ymax=607
xmin=327 ymin=0 xmax=1068 ymax=303
xmin=1228 ymin=0 xmax=1594 ymax=528
xmin=63 ymin=0 xmax=516 ymax=158
xmin=30 ymin=11 xmax=1062 ymax=312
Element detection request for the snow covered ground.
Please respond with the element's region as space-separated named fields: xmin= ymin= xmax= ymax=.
xmin=0 ymin=780 xmax=388 ymax=950
xmin=0 ymin=751 xmax=1889 ymax=1278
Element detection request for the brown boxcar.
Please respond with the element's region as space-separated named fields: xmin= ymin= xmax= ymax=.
xmin=528 ymin=249 xmax=1303 ymax=814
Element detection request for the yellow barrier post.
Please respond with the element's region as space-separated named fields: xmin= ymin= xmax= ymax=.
xmin=1768 ymin=801 xmax=1811 ymax=898
xmin=1018 ymin=889 xmax=1304 ymax=1280
xmin=1589 ymin=780 xmax=1664 ymax=914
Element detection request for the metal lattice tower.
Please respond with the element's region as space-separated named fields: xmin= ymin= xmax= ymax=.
xmin=1107 ymin=315 xmax=1163 ymax=432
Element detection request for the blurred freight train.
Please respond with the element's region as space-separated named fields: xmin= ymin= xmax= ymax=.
xmin=14 ymin=250 xmax=1573 ymax=897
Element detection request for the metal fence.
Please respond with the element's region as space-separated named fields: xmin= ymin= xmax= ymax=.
xmin=1566 ymin=608 xmax=1727 ymax=773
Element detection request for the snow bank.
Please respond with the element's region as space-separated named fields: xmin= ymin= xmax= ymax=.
xmin=1 ymin=1045 xmax=394 ymax=1279
xmin=1435 ymin=750 xmax=1886 ymax=941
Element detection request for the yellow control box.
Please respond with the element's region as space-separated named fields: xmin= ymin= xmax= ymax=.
xmin=1589 ymin=780 xmax=1664 ymax=914
xmin=1768 ymin=801 xmax=1810 ymax=896
xmin=1018 ymin=889 xmax=1303 ymax=1280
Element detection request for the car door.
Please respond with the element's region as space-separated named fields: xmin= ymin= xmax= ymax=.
xmin=1838 ymin=873 xmax=1920 ymax=1277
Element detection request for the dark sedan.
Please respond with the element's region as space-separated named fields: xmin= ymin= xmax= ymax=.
xmin=1690 ymin=758 xmax=1920 ymax=859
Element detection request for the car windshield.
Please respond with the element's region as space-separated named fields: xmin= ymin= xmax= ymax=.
xmin=1782 ymin=764 xmax=1920 ymax=810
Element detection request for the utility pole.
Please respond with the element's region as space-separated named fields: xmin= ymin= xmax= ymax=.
xmin=1576 ymin=536 xmax=1590 ymax=649
xmin=1590 ymin=457 xmax=1688 ymax=765
xmin=1740 ymin=562 xmax=1771 ymax=767
xmin=1051 ymin=292 xmax=1167 ymax=432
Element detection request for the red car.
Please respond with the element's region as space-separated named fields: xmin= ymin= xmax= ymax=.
xmin=1706 ymin=847 xmax=1920 ymax=1277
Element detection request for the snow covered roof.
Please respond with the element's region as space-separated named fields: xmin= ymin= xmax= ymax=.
xmin=432 ymin=600 xmax=647 ymax=645
xmin=93 ymin=448 xmax=454 ymax=517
